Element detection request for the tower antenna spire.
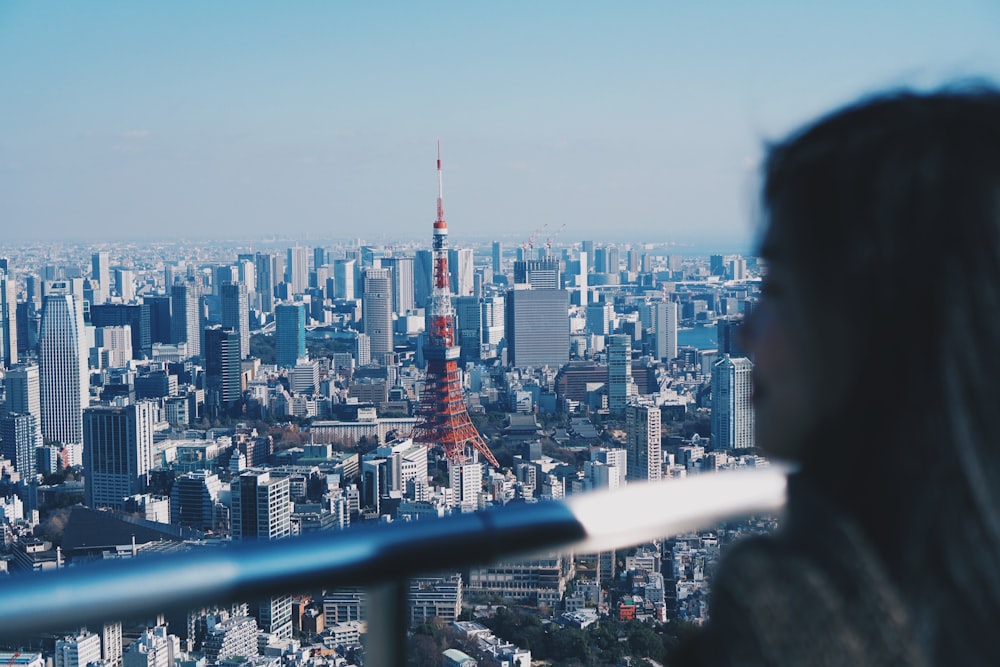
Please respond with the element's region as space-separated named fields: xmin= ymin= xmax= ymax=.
xmin=436 ymin=139 xmax=446 ymax=223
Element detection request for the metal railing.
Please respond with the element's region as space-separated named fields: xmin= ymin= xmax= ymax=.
xmin=0 ymin=466 xmax=789 ymax=666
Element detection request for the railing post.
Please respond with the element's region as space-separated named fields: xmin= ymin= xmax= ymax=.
xmin=366 ymin=578 xmax=409 ymax=667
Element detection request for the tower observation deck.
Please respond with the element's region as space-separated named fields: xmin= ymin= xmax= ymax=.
xmin=411 ymin=144 xmax=500 ymax=469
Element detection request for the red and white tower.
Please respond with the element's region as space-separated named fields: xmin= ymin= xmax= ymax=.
xmin=412 ymin=143 xmax=500 ymax=469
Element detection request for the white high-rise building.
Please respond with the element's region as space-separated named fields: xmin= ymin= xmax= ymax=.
xmin=653 ymin=300 xmax=679 ymax=362
xmin=123 ymin=627 xmax=179 ymax=667
xmin=91 ymin=251 xmax=110 ymax=302
xmin=287 ymin=246 xmax=310 ymax=295
xmin=115 ymin=268 xmax=136 ymax=302
xmin=728 ymin=256 xmax=748 ymax=281
xmin=354 ymin=332 xmax=371 ymax=367
xmin=333 ymin=258 xmax=356 ymax=300
xmin=585 ymin=447 xmax=626 ymax=490
xmin=626 ymin=403 xmax=662 ymax=482
xmin=94 ymin=325 xmax=133 ymax=369
xmin=232 ymin=470 xmax=293 ymax=638
xmin=0 ymin=269 xmax=17 ymax=369
xmin=608 ymin=334 xmax=635 ymax=413
xmin=481 ymin=295 xmax=505 ymax=358
xmin=202 ymin=616 xmax=259 ymax=663
xmin=449 ymin=462 xmax=483 ymax=513
xmin=711 ymin=355 xmax=755 ymax=450
xmin=39 ymin=282 xmax=89 ymax=445
xmin=362 ymin=267 xmax=393 ymax=362
xmin=54 ymin=631 xmax=102 ymax=667
xmin=381 ymin=256 xmax=415 ymax=315
xmin=448 ymin=248 xmax=475 ymax=297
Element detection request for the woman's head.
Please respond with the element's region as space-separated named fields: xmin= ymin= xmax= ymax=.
xmin=745 ymin=83 xmax=1000 ymax=465
xmin=745 ymin=83 xmax=1000 ymax=659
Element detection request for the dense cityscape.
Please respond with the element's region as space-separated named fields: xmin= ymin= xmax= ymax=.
xmin=0 ymin=200 xmax=771 ymax=666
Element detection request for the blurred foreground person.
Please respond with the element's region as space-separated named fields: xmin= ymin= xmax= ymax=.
xmin=671 ymin=84 xmax=1000 ymax=666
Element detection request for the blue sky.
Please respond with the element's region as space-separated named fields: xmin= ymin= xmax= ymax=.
xmin=2 ymin=1 xmax=999 ymax=251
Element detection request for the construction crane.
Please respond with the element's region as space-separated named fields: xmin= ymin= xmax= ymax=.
xmin=545 ymin=223 xmax=567 ymax=256
xmin=523 ymin=224 xmax=547 ymax=257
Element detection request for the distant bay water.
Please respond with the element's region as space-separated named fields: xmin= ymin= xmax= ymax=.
xmin=678 ymin=325 xmax=718 ymax=350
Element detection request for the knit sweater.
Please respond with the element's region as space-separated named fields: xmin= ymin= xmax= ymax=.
xmin=668 ymin=475 xmax=928 ymax=667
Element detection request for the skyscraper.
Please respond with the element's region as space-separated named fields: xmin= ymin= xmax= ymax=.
xmin=213 ymin=265 xmax=238 ymax=297
xmin=513 ymin=258 xmax=561 ymax=290
xmin=220 ymin=281 xmax=250 ymax=359
xmin=1 ymin=413 xmax=38 ymax=479
xmin=381 ymin=256 xmax=415 ymax=315
xmin=115 ymin=268 xmax=136 ymax=302
xmin=204 ymin=325 xmax=243 ymax=419
xmin=313 ymin=246 xmax=327 ymax=275
xmin=83 ymin=401 xmax=156 ymax=509
xmin=608 ymin=334 xmax=635 ymax=412
xmin=491 ymin=241 xmax=502 ymax=275
xmin=413 ymin=250 xmax=433 ymax=309
xmin=711 ymin=355 xmax=755 ymax=450
xmin=286 ymin=246 xmax=310 ymax=296
xmin=0 ymin=268 xmax=18 ymax=368
xmin=171 ymin=279 xmax=202 ymax=359
xmin=333 ymin=258 xmax=356 ymax=301
xmin=91 ymin=252 xmax=110 ymax=303
xmin=448 ymin=248 xmax=475 ymax=297
xmin=274 ymin=302 xmax=306 ymax=368
xmin=626 ymin=403 xmax=662 ymax=482
xmin=626 ymin=247 xmax=641 ymax=273
xmin=717 ymin=316 xmax=747 ymax=358
xmin=5 ymin=363 xmax=41 ymax=422
xmin=593 ymin=247 xmax=608 ymax=274
xmin=455 ymin=295 xmax=482 ymax=364
xmin=586 ymin=301 xmax=612 ymax=336
xmin=606 ymin=245 xmax=621 ymax=274
xmin=480 ymin=295 xmax=505 ymax=358
xmin=231 ymin=470 xmax=293 ymax=638
xmin=652 ymin=300 xmax=679 ymax=362
xmin=449 ymin=461 xmax=483 ymax=513
xmin=144 ymin=295 xmax=172 ymax=345
xmin=710 ymin=254 xmax=726 ymax=277
xmin=505 ymin=287 xmax=569 ymax=369
xmin=39 ymin=282 xmax=89 ymax=445
xmin=232 ymin=470 xmax=291 ymax=540
xmin=254 ymin=252 xmax=276 ymax=312
xmin=362 ymin=267 xmax=393 ymax=362
xmin=353 ymin=332 xmax=371 ymax=367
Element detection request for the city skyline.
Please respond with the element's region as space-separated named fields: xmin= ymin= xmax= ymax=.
xmin=3 ymin=2 xmax=999 ymax=249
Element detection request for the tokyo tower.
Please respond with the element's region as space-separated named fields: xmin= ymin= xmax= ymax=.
xmin=411 ymin=143 xmax=500 ymax=469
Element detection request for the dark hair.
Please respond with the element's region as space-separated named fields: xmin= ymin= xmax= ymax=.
xmin=760 ymin=82 xmax=1000 ymax=662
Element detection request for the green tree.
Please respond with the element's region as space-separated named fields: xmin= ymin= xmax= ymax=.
xmin=627 ymin=621 xmax=665 ymax=662
xmin=546 ymin=626 xmax=591 ymax=663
